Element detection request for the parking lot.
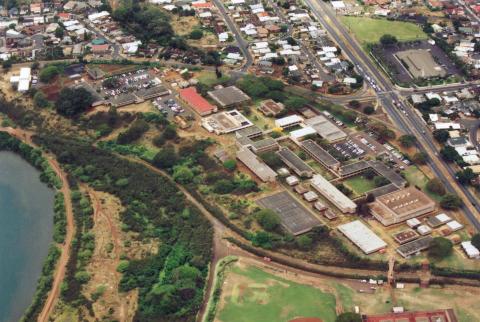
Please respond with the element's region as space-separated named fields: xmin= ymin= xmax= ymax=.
xmin=332 ymin=139 xmax=365 ymax=160
xmin=351 ymin=132 xmax=409 ymax=168
xmin=153 ymin=94 xmax=193 ymax=121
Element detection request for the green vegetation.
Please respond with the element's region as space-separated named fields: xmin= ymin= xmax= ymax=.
xmin=340 ymin=17 xmax=427 ymax=44
xmin=399 ymin=134 xmax=417 ymax=148
xmin=217 ymin=265 xmax=336 ymax=322
xmin=33 ymin=91 xmax=51 ymax=109
xmin=255 ymin=209 xmax=281 ymax=232
xmin=113 ymin=3 xmax=174 ymax=46
xmin=433 ymin=129 xmax=450 ymax=143
xmin=336 ymin=312 xmax=363 ymax=322
xmin=344 ymin=175 xmax=377 ymax=195
xmin=440 ymin=193 xmax=463 ymax=210
xmin=117 ymin=119 xmax=150 ymax=144
xmin=61 ymin=188 xmax=94 ymax=305
xmin=428 ymin=237 xmax=453 ymax=259
xmin=53 ymin=193 xmax=67 ymax=243
xmin=55 ymin=87 xmax=94 ymax=117
xmin=472 ymin=234 xmax=480 ymax=250
xmin=204 ymin=256 xmax=238 ymax=322
xmin=21 ymin=245 xmax=61 ymax=322
xmin=35 ymin=134 xmax=213 ymax=321
xmin=39 ymin=65 xmax=61 ymax=83
xmin=426 ymin=178 xmax=446 ymax=196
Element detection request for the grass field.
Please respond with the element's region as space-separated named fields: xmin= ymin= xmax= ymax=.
xmin=343 ymin=175 xmax=376 ymax=196
xmin=340 ymin=17 xmax=428 ymax=44
xmin=216 ymin=264 xmax=337 ymax=322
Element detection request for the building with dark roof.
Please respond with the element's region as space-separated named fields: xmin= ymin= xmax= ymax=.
xmin=276 ymin=147 xmax=314 ymax=178
xmin=207 ymin=86 xmax=250 ymax=108
xmin=301 ymin=139 xmax=340 ymax=172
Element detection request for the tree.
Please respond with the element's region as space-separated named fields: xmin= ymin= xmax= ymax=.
xmin=223 ymin=159 xmax=237 ymax=171
xmin=336 ymin=312 xmax=362 ymax=322
xmin=426 ymin=178 xmax=446 ymax=196
xmin=54 ymin=26 xmax=64 ymax=39
xmin=260 ymin=152 xmax=283 ymax=168
xmin=189 ymin=29 xmax=203 ymax=39
xmin=380 ymin=34 xmax=398 ymax=46
xmin=39 ymin=65 xmax=60 ymax=83
xmin=152 ymin=146 xmax=178 ymax=169
xmin=428 ymin=237 xmax=453 ymax=259
xmin=284 ymin=96 xmax=308 ymax=111
xmin=412 ymin=152 xmax=428 ymax=165
xmin=213 ymin=179 xmax=236 ymax=194
xmin=440 ymin=146 xmax=460 ymax=163
xmin=440 ymin=193 xmax=463 ymax=210
xmin=373 ymin=176 xmax=389 ymax=187
xmin=256 ymin=209 xmax=281 ymax=231
xmin=363 ymin=105 xmax=375 ymax=115
xmin=399 ymin=134 xmax=417 ymax=148
xmin=2 ymin=59 xmax=12 ymax=70
xmin=162 ymin=124 xmax=177 ymax=140
xmin=172 ymin=165 xmax=194 ymax=184
xmin=456 ymin=168 xmax=477 ymax=185
xmin=55 ymin=87 xmax=94 ymax=117
xmin=433 ymin=129 xmax=450 ymax=143
xmin=252 ymin=231 xmax=274 ymax=249
xmin=348 ymin=100 xmax=361 ymax=108
xmin=296 ymin=235 xmax=313 ymax=250
xmin=33 ymin=91 xmax=50 ymax=108
xmin=472 ymin=233 xmax=480 ymax=250
xmin=117 ymin=119 xmax=149 ymax=144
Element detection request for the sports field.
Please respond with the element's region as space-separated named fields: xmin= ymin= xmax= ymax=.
xmin=216 ymin=263 xmax=336 ymax=322
xmin=340 ymin=17 xmax=428 ymax=44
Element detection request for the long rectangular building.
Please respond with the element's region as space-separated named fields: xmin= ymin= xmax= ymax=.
xmin=301 ymin=139 xmax=340 ymax=171
xmin=276 ymin=147 xmax=314 ymax=178
xmin=236 ymin=148 xmax=277 ymax=182
xmin=310 ymin=174 xmax=356 ymax=213
xmin=338 ymin=220 xmax=387 ymax=254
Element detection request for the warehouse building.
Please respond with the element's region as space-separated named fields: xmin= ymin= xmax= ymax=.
xmin=310 ymin=174 xmax=356 ymax=213
xmin=276 ymin=147 xmax=314 ymax=177
xmin=201 ymin=109 xmax=253 ymax=134
xmin=461 ymin=241 xmax=480 ymax=259
xmin=275 ymin=115 xmax=304 ymax=129
xmin=301 ymin=139 xmax=341 ymax=172
xmin=370 ymin=187 xmax=436 ymax=226
xmin=207 ymin=86 xmax=250 ymax=108
xmin=304 ymin=115 xmax=347 ymax=142
xmin=338 ymin=220 xmax=387 ymax=254
xmin=236 ymin=148 xmax=277 ymax=182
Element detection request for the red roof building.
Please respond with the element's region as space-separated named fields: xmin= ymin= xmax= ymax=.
xmin=57 ymin=12 xmax=71 ymax=20
xmin=192 ymin=2 xmax=213 ymax=9
xmin=179 ymin=87 xmax=216 ymax=116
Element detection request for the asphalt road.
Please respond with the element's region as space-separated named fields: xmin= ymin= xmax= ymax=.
xmin=211 ymin=0 xmax=253 ymax=74
xmin=305 ymin=0 xmax=480 ymax=230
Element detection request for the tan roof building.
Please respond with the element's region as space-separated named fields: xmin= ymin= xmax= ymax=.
xmin=370 ymin=187 xmax=436 ymax=226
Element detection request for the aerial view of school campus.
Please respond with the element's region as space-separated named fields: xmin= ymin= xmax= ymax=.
xmin=3 ymin=0 xmax=480 ymax=321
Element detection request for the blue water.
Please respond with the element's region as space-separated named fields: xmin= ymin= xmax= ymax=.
xmin=0 ymin=151 xmax=55 ymax=322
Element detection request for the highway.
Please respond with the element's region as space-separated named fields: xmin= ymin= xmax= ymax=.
xmin=304 ymin=0 xmax=480 ymax=230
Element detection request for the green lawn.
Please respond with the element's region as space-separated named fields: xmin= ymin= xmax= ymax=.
xmin=217 ymin=265 xmax=337 ymax=322
xmin=340 ymin=17 xmax=428 ymax=44
xmin=344 ymin=175 xmax=377 ymax=195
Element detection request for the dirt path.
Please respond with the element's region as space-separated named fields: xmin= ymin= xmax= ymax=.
xmin=0 ymin=127 xmax=75 ymax=322
xmin=86 ymin=188 xmax=128 ymax=322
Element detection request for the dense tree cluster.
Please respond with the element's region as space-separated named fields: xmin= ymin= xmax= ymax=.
xmin=117 ymin=119 xmax=149 ymax=144
xmin=428 ymin=237 xmax=453 ymax=259
xmin=34 ymin=134 xmax=213 ymax=321
xmin=55 ymin=87 xmax=94 ymax=117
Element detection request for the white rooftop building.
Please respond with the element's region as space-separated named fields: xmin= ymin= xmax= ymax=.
xmin=275 ymin=115 xmax=304 ymax=128
xmin=461 ymin=241 xmax=480 ymax=259
xmin=10 ymin=67 xmax=31 ymax=93
xmin=338 ymin=220 xmax=387 ymax=254
xmin=310 ymin=174 xmax=356 ymax=213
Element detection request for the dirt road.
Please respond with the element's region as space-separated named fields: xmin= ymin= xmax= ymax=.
xmin=0 ymin=127 xmax=75 ymax=322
